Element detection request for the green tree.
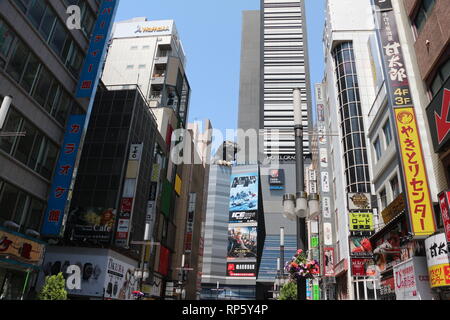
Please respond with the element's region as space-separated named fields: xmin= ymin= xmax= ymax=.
xmin=278 ymin=281 xmax=297 ymax=300
xmin=39 ymin=272 xmax=68 ymax=300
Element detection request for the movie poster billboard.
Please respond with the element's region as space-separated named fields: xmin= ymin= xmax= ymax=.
xmin=227 ymin=224 xmax=257 ymax=260
xmin=229 ymin=173 xmax=258 ymax=213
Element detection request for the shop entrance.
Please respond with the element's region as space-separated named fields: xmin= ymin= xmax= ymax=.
xmin=0 ymin=268 xmax=28 ymax=300
xmin=352 ymin=277 xmax=379 ymax=300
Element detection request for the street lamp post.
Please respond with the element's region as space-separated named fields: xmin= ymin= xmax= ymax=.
xmin=281 ymin=88 xmax=320 ymax=300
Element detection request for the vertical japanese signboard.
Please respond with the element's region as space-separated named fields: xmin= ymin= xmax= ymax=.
xmin=76 ymin=0 xmax=120 ymax=98
xmin=438 ymin=191 xmax=450 ymax=243
xmin=425 ymin=233 xmax=450 ymax=288
xmin=115 ymin=144 xmax=143 ymax=247
xmin=393 ymin=108 xmax=436 ymax=237
xmin=375 ymin=0 xmax=436 ymax=238
xmin=42 ymin=115 xmax=86 ymax=236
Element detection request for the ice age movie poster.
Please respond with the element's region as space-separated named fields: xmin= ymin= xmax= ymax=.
xmin=229 ymin=173 xmax=259 ymax=212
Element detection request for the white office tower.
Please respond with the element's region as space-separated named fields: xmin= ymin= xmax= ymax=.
xmin=262 ymin=0 xmax=312 ymax=158
xmin=101 ymin=17 xmax=190 ymax=126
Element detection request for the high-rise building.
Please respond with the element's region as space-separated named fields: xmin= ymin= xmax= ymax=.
xmin=261 ymin=0 xmax=312 ymax=158
xmin=321 ymin=0 xmax=447 ymax=300
xmin=101 ymin=17 xmax=190 ymax=127
xmin=0 ymin=0 xmax=109 ymax=300
xmin=236 ymin=1 xmax=313 ymax=299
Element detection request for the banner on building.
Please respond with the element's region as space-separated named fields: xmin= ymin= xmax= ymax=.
xmin=393 ymin=256 xmax=435 ymax=300
xmin=116 ymin=144 xmax=143 ymax=247
xmin=323 ymin=222 xmax=333 ymax=246
xmin=349 ymin=212 xmax=374 ymax=232
xmin=229 ymin=173 xmax=258 ymax=213
xmin=393 ymin=108 xmax=436 ymax=238
xmin=322 ymin=197 xmax=331 ymax=219
xmin=69 ymin=207 xmax=116 ymax=243
xmin=323 ymin=247 xmax=335 ymax=277
xmin=269 ymin=169 xmax=285 ymax=190
xmin=0 ymin=227 xmax=46 ymax=266
xmin=425 ymin=60 xmax=450 ymax=153
xmin=227 ymin=224 xmax=257 ymax=260
xmin=348 ymin=193 xmax=372 ymax=210
xmin=41 ymin=115 xmax=86 ymax=237
xmin=351 ymin=258 xmax=376 ymax=277
xmin=438 ymin=191 xmax=450 ymax=243
xmin=349 ymin=237 xmax=373 ymax=258
xmin=76 ymin=0 xmax=119 ymax=98
xmin=376 ymin=2 xmax=436 ymax=239
xmin=321 ymin=172 xmax=330 ymax=193
xmin=425 ymin=233 xmax=450 ymax=288
xmin=226 ymin=262 xmax=256 ymax=277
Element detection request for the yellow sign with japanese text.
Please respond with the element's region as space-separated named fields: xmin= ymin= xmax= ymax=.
xmin=175 ymin=174 xmax=182 ymax=196
xmin=428 ymin=264 xmax=450 ymax=288
xmin=394 ymin=107 xmax=436 ymax=238
xmin=349 ymin=212 xmax=374 ymax=231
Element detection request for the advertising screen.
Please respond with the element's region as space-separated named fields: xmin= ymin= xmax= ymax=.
xmin=226 ymin=262 xmax=256 ymax=277
xmin=229 ymin=173 xmax=258 ymax=213
xmin=227 ymin=224 xmax=257 ymax=259
xmin=67 ymin=207 xmax=116 ymax=243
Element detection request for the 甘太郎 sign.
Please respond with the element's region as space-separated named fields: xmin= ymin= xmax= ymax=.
xmin=394 ymin=107 xmax=436 ymax=238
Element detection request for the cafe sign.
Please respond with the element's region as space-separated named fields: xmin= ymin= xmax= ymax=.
xmin=0 ymin=228 xmax=45 ymax=265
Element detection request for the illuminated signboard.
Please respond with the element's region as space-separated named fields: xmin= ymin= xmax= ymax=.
xmin=393 ymin=108 xmax=436 ymax=237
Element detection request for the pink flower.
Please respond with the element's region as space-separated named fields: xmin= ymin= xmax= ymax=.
xmin=297 ymin=249 xmax=303 ymax=254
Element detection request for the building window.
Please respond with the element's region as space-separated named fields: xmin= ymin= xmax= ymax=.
xmin=333 ymin=42 xmax=370 ymax=193
xmin=126 ymin=65 xmax=134 ymax=69
xmin=429 ymin=58 xmax=450 ymax=97
xmin=130 ymin=46 xmax=138 ymax=50
xmin=412 ymin=0 xmax=436 ymax=33
xmin=383 ymin=119 xmax=392 ymax=146
xmin=390 ymin=175 xmax=399 ymax=199
xmin=374 ymin=136 xmax=382 ymax=161
xmin=0 ymin=107 xmax=59 ymax=180
xmin=379 ymin=188 xmax=387 ymax=210
xmin=0 ymin=179 xmax=45 ymax=233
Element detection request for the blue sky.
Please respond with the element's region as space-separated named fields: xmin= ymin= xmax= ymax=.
xmin=115 ymin=0 xmax=325 ymax=134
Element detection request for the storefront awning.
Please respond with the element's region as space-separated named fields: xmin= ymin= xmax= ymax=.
xmin=369 ymin=210 xmax=405 ymax=244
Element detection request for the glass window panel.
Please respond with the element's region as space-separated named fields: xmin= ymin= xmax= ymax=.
xmin=39 ymin=5 xmax=56 ymax=41
xmin=353 ymin=133 xmax=362 ymax=148
xmin=20 ymin=53 xmax=40 ymax=93
xmin=49 ymin=21 xmax=67 ymax=56
xmin=13 ymin=120 xmax=38 ymax=165
xmin=44 ymin=81 xmax=60 ymax=114
xmin=12 ymin=192 xmax=28 ymax=225
xmin=351 ymin=118 xmax=360 ymax=132
xmin=383 ymin=120 xmax=392 ymax=146
xmin=0 ymin=109 xmax=22 ymax=154
xmin=54 ymin=90 xmax=71 ymax=125
xmin=27 ymin=131 xmax=44 ymax=169
xmin=414 ymin=10 xmax=426 ymax=31
xmin=6 ymin=41 xmax=29 ymax=82
xmin=355 ymin=149 xmax=363 ymax=164
xmin=32 ymin=67 xmax=52 ymax=106
xmin=0 ymin=20 xmax=16 ymax=57
xmin=0 ymin=182 xmax=19 ymax=223
xmin=40 ymin=141 xmax=58 ymax=180
xmin=440 ymin=59 xmax=450 ymax=83
xmin=27 ymin=0 xmax=46 ymax=29
xmin=423 ymin=0 xmax=436 ymax=14
xmin=24 ymin=198 xmax=44 ymax=231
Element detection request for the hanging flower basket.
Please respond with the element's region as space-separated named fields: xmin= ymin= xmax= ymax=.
xmin=285 ymin=249 xmax=320 ymax=280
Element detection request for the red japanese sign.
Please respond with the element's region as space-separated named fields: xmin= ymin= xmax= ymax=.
xmin=0 ymin=229 xmax=45 ymax=264
xmin=438 ymin=191 xmax=450 ymax=243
